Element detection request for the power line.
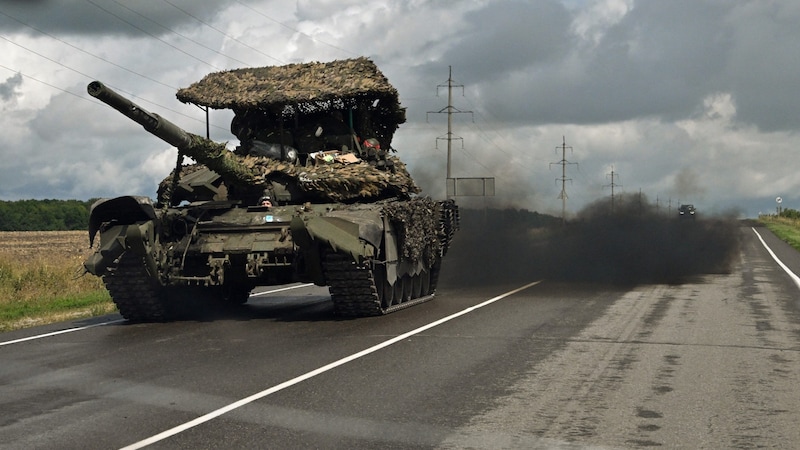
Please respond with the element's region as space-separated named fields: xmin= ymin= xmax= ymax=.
xmin=161 ymin=0 xmax=284 ymax=65
xmin=0 ymin=63 xmax=87 ymax=102
xmin=232 ymin=0 xmax=357 ymax=58
xmin=0 ymin=63 xmax=224 ymax=133
xmin=110 ymin=0 xmax=254 ymax=68
xmin=0 ymin=37 xmax=215 ymax=130
xmin=0 ymin=10 xmax=178 ymax=90
xmin=85 ymin=0 xmax=225 ymax=70
xmin=0 ymin=6 xmax=242 ymax=134
xmin=458 ymin=90 xmax=519 ymax=160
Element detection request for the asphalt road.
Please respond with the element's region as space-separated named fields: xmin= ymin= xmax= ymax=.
xmin=1 ymin=224 xmax=799 ymax=449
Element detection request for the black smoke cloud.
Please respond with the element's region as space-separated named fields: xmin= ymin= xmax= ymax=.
xmin=439 ymin=193 xmax=741 ymax=287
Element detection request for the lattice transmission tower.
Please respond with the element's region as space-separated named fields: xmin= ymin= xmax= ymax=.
xmin=550 ymin=136 xmax=578 ymax=223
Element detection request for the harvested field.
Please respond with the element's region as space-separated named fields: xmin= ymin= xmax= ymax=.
xmin=0 ymin=230 xmax=92 ymax=259
xmin=0 ymin=231 xmax=113 ymax=332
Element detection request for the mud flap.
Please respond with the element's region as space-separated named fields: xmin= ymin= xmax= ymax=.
xmin=291 ymin=216 xmax=376 ymax=285
xmin=292 ymin=216 xmax=375 ymax=262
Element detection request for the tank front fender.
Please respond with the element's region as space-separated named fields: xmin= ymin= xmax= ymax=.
xmin=84 ymin=196 xmax=158 ymax=277
xmin=84 ymin=221 xmax=158 ymax=277
xmin=88 ymin=196 xmax=156 ymax=247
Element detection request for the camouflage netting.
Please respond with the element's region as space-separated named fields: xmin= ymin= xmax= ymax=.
xmin=383 ymin=197 xmax=442 ymax=266
xmin=179 ymin=135 xmax=259 ymax=185
xmin=176 ymin=57 xmax=399 ymax=110
xmin=158 ymin=150 xmax=420 ymax=205
xmin=176 ymin=57 xmax=405 ymax=152
xmin=241 ymin=154 xmax=420 ymax=202
xmin=162 ymin=58 xmax=422 ymax=205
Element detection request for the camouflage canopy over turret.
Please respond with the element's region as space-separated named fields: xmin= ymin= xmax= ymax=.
xmin=176 ymin=57 xmax=399 ymax=111
xmin=176 ymin=57 xmax=405 ymax=146
xmin=156 ymin=57 xmax=417 ymax=205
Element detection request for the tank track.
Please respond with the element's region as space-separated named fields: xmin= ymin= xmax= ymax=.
xmin=323 ymin=252 xmax=434 ymax=317
xmin=102 ymin=252 xmax=168 ymax=322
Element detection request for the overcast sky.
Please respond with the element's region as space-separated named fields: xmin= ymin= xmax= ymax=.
xmin=1 ymin=0 xmax=798 ymax=217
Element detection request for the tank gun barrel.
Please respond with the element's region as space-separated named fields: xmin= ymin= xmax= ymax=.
xmin=87 ymin=81 xmax=192 ymax=148
xmin=87 ymin=81 xmax=260 ymax=194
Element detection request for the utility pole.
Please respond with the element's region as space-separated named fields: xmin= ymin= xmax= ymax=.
xmin=550 ymin=136 xmax=578 ymax=223
xmin=427 ymin=66 xmax=473 ymax=181
xmin=604 ymin=167 xmax=621 ymax=213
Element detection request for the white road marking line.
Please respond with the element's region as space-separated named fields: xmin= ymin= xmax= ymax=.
xmin=752 ymin=227 xmax=800 ymax=289
xmin=0 ymin=319 xmax=125 ymax=347
xmin=0 ymin=284 xmax=315 ymax=347
xmin=120 ymin=280 xmax=543 ymax=450
xmin=249 ymin=283 xmax=315 ymax=297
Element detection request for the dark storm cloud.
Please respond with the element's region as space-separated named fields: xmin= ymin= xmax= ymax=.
xmin=0 ymin=72 xmax=23 ymax=102
xmin=0 ymin=0 xmax=235 ymax=36
xmin=721 ymin=1 xmax=800 ymax=131
xmin=454 ymin=0 xmax=800 ymax=133
xmin=433 ymin=0 xmax=573 ymax=83
xmin=470 ymin=0 xmax=731 ymax=126
xmin=1 ymin=0 xmax=799 ymax=215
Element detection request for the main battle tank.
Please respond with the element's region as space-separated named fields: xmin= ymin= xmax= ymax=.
xmin=83 ymin=58 xmax=458 ymax=321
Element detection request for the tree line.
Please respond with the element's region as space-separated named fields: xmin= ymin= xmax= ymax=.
xmin=779 ymin=208 xmax=800 ymax=220
xmin=0 ymin=199 xmax=97 ymax=231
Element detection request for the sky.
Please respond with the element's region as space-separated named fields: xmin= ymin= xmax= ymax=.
xmin=1 ymin=0 xmax=798 ymax=218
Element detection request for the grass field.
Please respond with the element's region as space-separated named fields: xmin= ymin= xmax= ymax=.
xmin=0 ymin=231 xmax=114 ymax=332
xmin=759 ymin=216 xmax=800 ymax=252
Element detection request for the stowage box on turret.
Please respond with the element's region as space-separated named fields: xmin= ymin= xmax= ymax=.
xmin=84 ymin=58 xmax=458 ymax=321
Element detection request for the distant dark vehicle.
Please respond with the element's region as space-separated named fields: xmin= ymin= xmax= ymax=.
xmin=678 ymin=204 xmax=696 ymax=218
xmin=83 ymin=58 xmax=459 ymax=321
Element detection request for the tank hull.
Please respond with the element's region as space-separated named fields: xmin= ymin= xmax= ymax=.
xmin=85 ymin=195 xmax=458 ymax=320
xmin=83 ymin=59 xmax=459 ymax=320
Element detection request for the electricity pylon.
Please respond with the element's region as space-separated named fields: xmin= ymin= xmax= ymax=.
xmin=604 ymin=167 xmax=622 ymax=213
xmin=550 ymin=136 xmax=577 ymax=223
xmin=427 ymin=66 xmax=473 ymax=181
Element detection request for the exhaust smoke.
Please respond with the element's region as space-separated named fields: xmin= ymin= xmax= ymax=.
xmin=440 ymin=194 xmax=741 ymax=287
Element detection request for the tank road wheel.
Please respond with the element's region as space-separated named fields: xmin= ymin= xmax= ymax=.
xmin=102 ymin=251 xmax=168 ymax=322
xmin=323 ymin=252 xmax=435 ymax=317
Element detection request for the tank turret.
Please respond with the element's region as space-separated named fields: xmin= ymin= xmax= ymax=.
xmin=88 ymin=76 xmax=419 ymax=207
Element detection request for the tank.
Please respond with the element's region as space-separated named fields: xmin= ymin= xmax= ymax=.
xmin=83 ymin=58 xmax=459 ymax=321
